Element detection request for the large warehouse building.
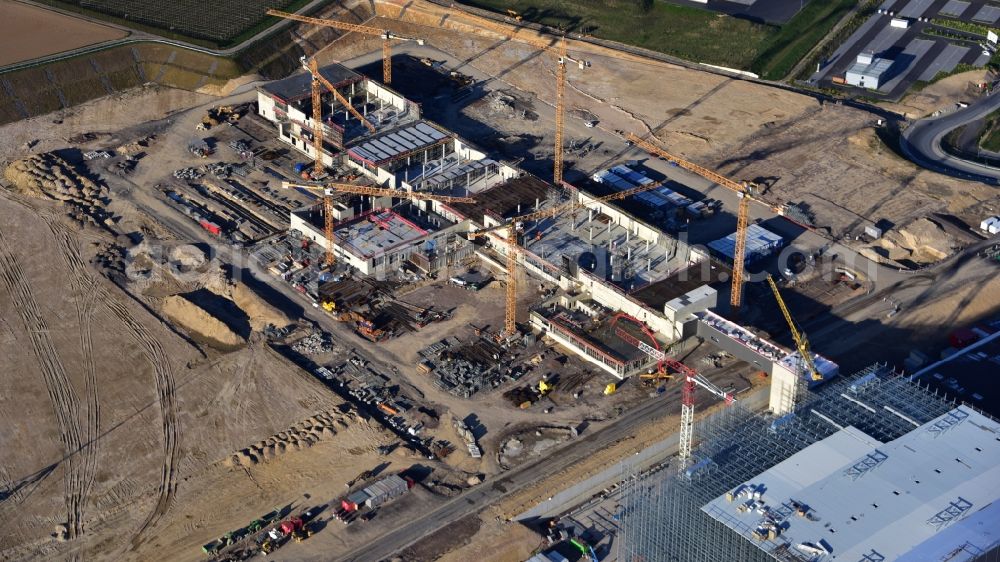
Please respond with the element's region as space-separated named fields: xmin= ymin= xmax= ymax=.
xmin=618 ymin=364 xmax=1000 ymax=562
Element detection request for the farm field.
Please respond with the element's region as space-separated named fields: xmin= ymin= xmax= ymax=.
xmin=0 ymin=0 xmax=127 ymax=66
xmin=34 ymin=0 xmax=311 ymax=47
xmin=458 ymin=0 xmax=858 ymax=79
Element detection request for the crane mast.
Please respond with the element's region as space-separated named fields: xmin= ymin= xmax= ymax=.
xmin=625 ymin=133 xmax=754 ymax=309
xmin=267 ymin=9 xmax=423 ymax=84
xmin=766 ymin=274 xmax=822 ymax=384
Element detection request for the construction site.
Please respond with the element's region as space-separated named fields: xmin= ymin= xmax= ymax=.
xmin=1 ymin=0 xmax=999 ymax=561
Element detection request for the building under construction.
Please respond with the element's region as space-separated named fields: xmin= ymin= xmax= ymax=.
xmin=618 ymin=364 xmax=1000 ymax=562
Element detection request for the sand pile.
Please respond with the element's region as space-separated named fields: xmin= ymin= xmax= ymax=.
xmin=162 ymin=294 xmax=245 ymax=348
xmin=4 ymin=152 xmax=111 ymax=227
xmin=863 ymin=217 xmax=959 ymax=266
xmin=230 ymin=282 xmax=290 ymax=330
xmin=224 ymin=409 xmax=354 ymax=467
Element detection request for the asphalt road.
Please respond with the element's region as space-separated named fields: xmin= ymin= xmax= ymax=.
xmin=900 ymin=91 xmax=1000 ymax=185
xmin=336 ymin=382 xmax=702 ymax=562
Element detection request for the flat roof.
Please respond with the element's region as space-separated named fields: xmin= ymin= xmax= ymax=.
xmin=260 ymin=63 xmax=362 ymax=103
xmin=448 ymin=174 xmax=552 ymax=222
xmin=708 ymin=223 xmax=784 ymax=262
xmin=702 ymin=407 xmax=1000 ymax=562
xmin=347 ymin=121 xmax=451 ymax=166
xmin=535 ymin=305 xmax=652 ymax=365
xmin=336 ymin=209 xmax=429 ymax=259
xmin=846 ymin=56 xmax=894 ymax=79
xmin=631 ymin=263 xmax=729 ymax=310
xmin=913 ymin=330 xmax=1000 ymax=417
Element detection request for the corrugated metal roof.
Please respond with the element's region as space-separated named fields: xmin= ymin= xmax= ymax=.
xmin=349 ymin=121 xmax=450 ymax=164
xmin=702 ymin=407 xmax=1000 ymax=562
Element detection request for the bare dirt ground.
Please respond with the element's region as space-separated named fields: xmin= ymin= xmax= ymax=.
xmin=364 ymin=0 xmax=995 ymax=251
xmin=0 ymin=84 xmax=213 ymax=159
xmin=0 ymin=0 xmax=128 ymax=66
xmin=881 ymin=69 xmax=991 ymax=119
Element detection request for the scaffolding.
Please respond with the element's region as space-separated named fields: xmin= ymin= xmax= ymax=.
xmin=617 ymin=363 xmax=969 ymax=562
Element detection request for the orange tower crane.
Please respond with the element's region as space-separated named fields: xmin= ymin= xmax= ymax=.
xmin=625 ymin=133 xmax=755 ymax=308
xmin=267 ymin=9 xmax=424 ymax=85
xmin=444 ymin=8 xmax=590 ymax=185
xmin=301 ymin=56 xmax=376 ymax=177
xmin=471 ymin=177 xmax=683 ymax=338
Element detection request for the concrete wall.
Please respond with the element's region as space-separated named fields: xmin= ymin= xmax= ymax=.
xmin=574 ymin=269 xmax=674 ymax=338
xmin=365 ymin=80 xmax=409 ymax=112
xmin=695 ymin=320 xmax=775 ymax=374
xmin=769 ymin=363 xmax=799 ymax=415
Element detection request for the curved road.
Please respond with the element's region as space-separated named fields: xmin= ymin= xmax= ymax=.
xmin=901 ymin=90 xmax=1000 ymax=185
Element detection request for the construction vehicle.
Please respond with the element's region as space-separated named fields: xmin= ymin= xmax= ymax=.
xmin=538 ymin=379 xmax=555 ymax=395
xmin=625 ymin=133 xmax=759 ymax=309
xmin=279 ymin=518 xmax=312 ymax=542
xmin=766 ymin=273 xmax=822 ymax=393
xmin=444 ymin=6 xmax=590 ymax=186
xmin=267 ymin=9 xmax=423 ymax=85
xmin=506 ymin=9 xmax=523 ymax=21
xmin=604 ymin=383 xmax=617 ymax=395
xmin=640 ymin=371 xmax=673 ymax=386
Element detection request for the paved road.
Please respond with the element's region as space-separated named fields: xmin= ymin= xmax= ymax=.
xmin=901 ymin=91 xmax=1000 ymax=185
xmin=336 ymin=381 xmax=704 ymax=562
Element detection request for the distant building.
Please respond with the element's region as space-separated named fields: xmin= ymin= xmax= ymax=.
xmin=845 ymin=52 xmax=893 ymax=89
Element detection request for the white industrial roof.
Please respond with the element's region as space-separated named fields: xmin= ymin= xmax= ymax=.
xmin=846 ymin=56 xmax=893 ymax=79
xmin=702 ymin=407 xmax=1000 ymax=561
xmin=708 ymin=223 xmax=783 ymax=261
xmin=348 ymin=121 xmax=449 ymax=164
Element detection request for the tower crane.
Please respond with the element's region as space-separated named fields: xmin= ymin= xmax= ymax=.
xmin=301 ymin=56 xmax=376 ymax=178
xmin=444 ymin=7 xmax=590 ymax=185
xmin=470 ymin=177 xmax=682 ymax=338
xmin=766 ymin=274 xmax=822 ymax=403
xmin=282 ymin=181 xmax=477 ymax=267
xmin=669 ymin=358 xmax=735 ymax=470
xmin=283 ymin=181 xmax=475 ymax=204
xmin=266 ymin=9 xmax=424 ymax=85
xmin=625 ymin=133 xmax=756 ymax=309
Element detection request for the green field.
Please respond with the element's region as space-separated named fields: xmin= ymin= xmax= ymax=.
xmin=979 ymin=110 xmax=1000 ymax=152
xmin=32 ymin=0 xmax=315 ymax=48
xmin=460 ymin=0 xmax=858 ymax=80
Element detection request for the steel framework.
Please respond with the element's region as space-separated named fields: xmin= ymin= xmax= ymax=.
xmin=618 ymin=364 xmax=964 ymax=562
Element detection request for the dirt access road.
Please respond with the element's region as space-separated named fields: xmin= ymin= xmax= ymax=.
xmin=0 ymin=0 xmax=127 ymax=66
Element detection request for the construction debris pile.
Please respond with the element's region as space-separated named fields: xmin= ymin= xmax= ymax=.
xmin=3 ymin=152 xmax=112 ymax=228
xmin=452 ymin=418 xmax=482 ymax=458
xmin=173 ymin=167 xmax=203 ymax=180
xmin=420 ymin=337 xmax=524 ymax=398
xmin=290 ymin=331 xmax=334 ymax=355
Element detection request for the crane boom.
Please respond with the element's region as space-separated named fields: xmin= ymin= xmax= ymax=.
xmin=444 ymin=7 xmax=587 ymax=185
xmin=766 ymin=274 xmax=822 ymax=382
xmin=625 ymin=133 xmax=753 ymax=308
xmin=306 ymin=58 xmax=376 ymax=133
xmin=283 ymin=181 xmax=475 ymax=203
xmin=269 ymin=9 xmax=423 ymax=84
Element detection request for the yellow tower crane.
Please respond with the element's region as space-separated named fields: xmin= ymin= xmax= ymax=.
xmin=766 ymin=274 xmax=822 ymax=382
xmin=444 ymin=7 xmax=590 ymax=186
xmin=625 ymin=133 xmax=756 ymax=308
xmin=266 ymin=9 xmax=424 ymax=85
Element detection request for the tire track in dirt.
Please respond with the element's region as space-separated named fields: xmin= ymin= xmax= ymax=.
xmin=0 ymin=228 xmax=86 ymax=539
xmin=103 ymin=297 xmax=180 ymax=550
xmin=47 ymin=222 xmax=102 ymax=541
